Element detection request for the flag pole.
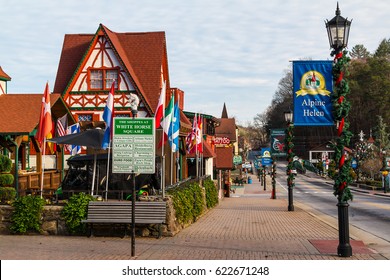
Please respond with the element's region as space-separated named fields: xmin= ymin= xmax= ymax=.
xmin=195 ymin=113 xmax=198 ymax=178
xmin=91 ymin=151 xmax=97 ymax=196
xmin=161 ymin=100 xmax=166 ymax=199
xmin=170 ymin=94 xmax=174 ymax=185
xmin=105 ymin=140 xmax=111 ymax=201
xmin=40 ymin=138 xmax=47 ymax=198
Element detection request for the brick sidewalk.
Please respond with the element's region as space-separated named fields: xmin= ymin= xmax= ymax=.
xmin=0 ymin=177 xmax=389 ymax=260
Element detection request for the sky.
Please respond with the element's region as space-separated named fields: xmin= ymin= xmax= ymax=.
xmin=1 ymin=0 xmax=389 ymax=125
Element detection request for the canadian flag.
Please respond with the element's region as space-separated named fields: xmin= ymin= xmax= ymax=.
xmin=155 ymin=79 xmax=166 ymax=129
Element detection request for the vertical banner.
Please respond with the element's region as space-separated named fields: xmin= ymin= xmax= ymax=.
xmin=293 ymin=60 xmax=333 ymax=126
xmin=270 ymin=129 xmax=286 ymax=157
xmin=261 ymin=148 xmax=273 ymax=166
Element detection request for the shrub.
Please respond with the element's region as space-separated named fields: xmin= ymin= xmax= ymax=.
xmin=0 ymin=187 xmax=17 ymax=203
xmin=61 ymin=193 xmax=95 ymax=235
xmin=204 ymin=179 xmax=219 ymax=208
xmin=10 ymin=196 xmax=45 ymax=234
xmin=0 ymin=155 xmax=12 ymax=173
xmin=0 ymin=155 xmax=14 ymax=190
xmin=168 ymin=182 xmax=204 ymax=224
xmin=0 ymin=173 xmax=14 ymax=187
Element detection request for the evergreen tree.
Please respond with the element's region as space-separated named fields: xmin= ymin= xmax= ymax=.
xmin=374 ymin=38 xmax=390 ymax=59
xmin=350 ymin=44 xmax=370 ymax=59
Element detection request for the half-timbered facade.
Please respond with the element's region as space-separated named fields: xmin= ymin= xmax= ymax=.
xmin=53 ymin=24 xmax=192 ymax=186
xmin=54 ymin=24 xmax=170 ymax=123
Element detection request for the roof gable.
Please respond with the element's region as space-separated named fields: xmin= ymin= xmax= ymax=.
xmin=215 ymin=118 xmax=237 ymax=140
xmin=54 ymin=24 xmax=169 ymax=115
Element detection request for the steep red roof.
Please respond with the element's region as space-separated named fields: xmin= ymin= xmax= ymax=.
xmin=53 ymin=34 xmax=93 ymax=94
xmin=0 ymin=93 xmax=65 ymax=134
xmin=215 ymin=118 xmax=237 ymax=141
xmin=214 ymin=146 xmax=233 ymax=169
xmin=0 ymin=66 xmax=11 ymax=81
xmin=54 ymin=24 xmax=169 ymax=115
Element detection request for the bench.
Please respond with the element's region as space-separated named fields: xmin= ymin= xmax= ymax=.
xmin=81 ymin=201 xmax=167 ymax=238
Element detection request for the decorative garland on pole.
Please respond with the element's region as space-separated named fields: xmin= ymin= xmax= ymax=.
xmin=331 ymin=49 xmax=353 ymax=202
xmin=286 ymin=123 xmax=295 ymax=188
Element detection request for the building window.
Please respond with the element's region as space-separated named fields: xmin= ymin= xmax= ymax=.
xmin=88 ymin=68 xmax=118 ymax=90
xmin=115 ymin=113 xmax=131 ymax=118
xmin=78 ymin=114 xmax=93 ymax=122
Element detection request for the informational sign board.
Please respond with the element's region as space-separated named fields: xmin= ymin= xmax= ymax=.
xmin=112 ymin=117 xmax=155 ymax=174
xmin=233 ymin=155 xmax=242 ymax=165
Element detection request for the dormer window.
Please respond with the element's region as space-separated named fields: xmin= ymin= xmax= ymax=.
xmin=88 ymin=68 xmax=119 ymax=90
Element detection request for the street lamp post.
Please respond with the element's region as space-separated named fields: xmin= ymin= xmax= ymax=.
xmin=129 ymin=92 xmax=139 ymax=257
xmin=325 ymin=3 xmax=353 ymax=258
xmin=271 ymin=159 xmax=276 ymax=199
xmin=284 ymin=110 xmax=294 ymax=211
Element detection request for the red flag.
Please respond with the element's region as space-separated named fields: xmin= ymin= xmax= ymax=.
xmin=197 ymin=115 xmax=203 ymax=154
xmin=155 ymin=79 xmax=166 ymax=129
xmin=36 ymin=82 xmax=52 ymax=146
xmin=186 ymin=114 xmax=198 ymax=154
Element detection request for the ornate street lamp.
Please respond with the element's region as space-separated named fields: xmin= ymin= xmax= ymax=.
xmin=325 ymin=3 xmax=352 ymax=55
xmin=284 ymin=110 xmax=294 ymax=211
xmin=325 ymin=3 xmax=353 ymax=258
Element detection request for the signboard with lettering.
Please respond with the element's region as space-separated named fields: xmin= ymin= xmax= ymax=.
xmin=293 ymin=60 xmax=333 ymax=126
xmin=214 ymin=137 xmax=231 ymax=146
xmin=112 ymin=117 xmax=155 ymax=174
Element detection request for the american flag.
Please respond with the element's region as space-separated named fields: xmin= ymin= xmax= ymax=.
xmin=56 ymin=114 xmax=68 ymax=137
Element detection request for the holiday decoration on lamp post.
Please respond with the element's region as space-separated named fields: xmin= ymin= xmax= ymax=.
xmin=325 ymin=2 xmax=353 ymax=257
xmin=284 ymin=110 xmax=294 ymax=211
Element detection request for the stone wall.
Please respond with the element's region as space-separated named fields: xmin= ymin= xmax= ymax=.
xmin=0 ymin=196 xmax=185 ymax=237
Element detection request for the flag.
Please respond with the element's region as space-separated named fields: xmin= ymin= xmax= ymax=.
xmin=56 ymin=114 xmax=68 ymax=137
xmin=168 ymin=102 xmax=180 ymax=152
xmin=159 ymin=95 xmax=174 ymax=147
xmin=47 ymin=119 xmax=56 ymax=154
xmin=196 ymin=115 xmax=203 ymax=154
xmin=36 ymin=82 xmax=52 ymax=146
xmin=155 ymin=79 xmax=166 ymax=129
xmin=293 ymin=60 xmax=333 ymax=126
xmin=186 ymin=114 xmax=197 ymax=154
xmin=102 ymin=82 xmax=115 ymax=149
xmin=56 ymin=114 xmax=68 ymax=153
xmin=67 ymin=123 xmax=81 ymax=155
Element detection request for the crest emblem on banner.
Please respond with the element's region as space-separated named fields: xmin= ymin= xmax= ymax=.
xmin=296 ymin=71 xmax=331 ymax=96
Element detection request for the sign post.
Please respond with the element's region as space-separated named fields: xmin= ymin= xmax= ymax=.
xmin=112 ymin=117 xmax=155 ymax=256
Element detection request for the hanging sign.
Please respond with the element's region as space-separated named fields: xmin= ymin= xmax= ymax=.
xmin=293 ymin=60 xmax=333 ymax=126
xmin=270 ymin=129 xmax=286 ymax=157
xmin=261 ymin=148 xmax=273 ymax=166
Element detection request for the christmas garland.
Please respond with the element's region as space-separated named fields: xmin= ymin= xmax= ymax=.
xmin=285 ymin=123 xmax=295 ymax=188
xmin=331 ymin=49 xmax=353 ymax=202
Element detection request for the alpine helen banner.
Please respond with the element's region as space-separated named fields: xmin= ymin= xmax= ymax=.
xmin=293 ymin=60 xmax=333 ymax=126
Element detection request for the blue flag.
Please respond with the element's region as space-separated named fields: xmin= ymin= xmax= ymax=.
xmin=102 ymin=82 xmax=115 ymax=149
xmin=168 ymin=102 xmax=180 ymax=152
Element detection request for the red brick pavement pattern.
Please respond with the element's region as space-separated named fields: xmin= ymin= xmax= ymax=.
xmin=0 ymin=177 xmax=388 ymax=260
